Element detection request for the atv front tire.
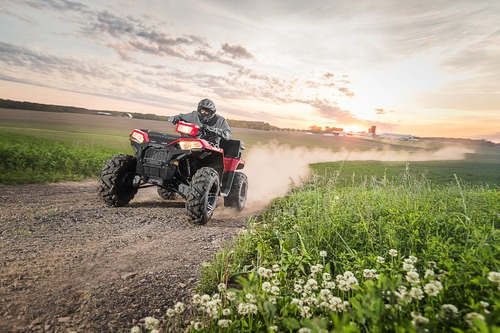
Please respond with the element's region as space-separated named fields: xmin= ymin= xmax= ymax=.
xmin=186 ymin=167 xmax=220 ymax=225
xmin=224 ymin=172 xmax=248 ymax=211
xmin=98 ymin=154 xmax=138 ymax=207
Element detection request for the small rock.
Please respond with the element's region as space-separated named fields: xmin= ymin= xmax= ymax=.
xmin=57 ymin=316 xmax=71 ymax=323
xmin=121 ymin=272 xmax=137 ymax=280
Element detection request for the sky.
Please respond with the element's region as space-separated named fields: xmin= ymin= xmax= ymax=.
xmin=0 ymin=0 xmax=499 ymax=141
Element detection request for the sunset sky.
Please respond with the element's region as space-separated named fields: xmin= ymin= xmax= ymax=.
xmin=1 ymin=0 xmax=499 ymax=141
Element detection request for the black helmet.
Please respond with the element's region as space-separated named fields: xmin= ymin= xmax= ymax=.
xmin=197 ymin=98 xmax=216 ymax=123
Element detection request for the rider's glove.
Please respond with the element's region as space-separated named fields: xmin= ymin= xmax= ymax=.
xmin=168 ymin=115 xmax=181 ymax=125
xmin=204 ymin=126 xmax=222 ymax=136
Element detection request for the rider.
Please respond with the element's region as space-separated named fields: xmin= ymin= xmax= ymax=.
xmin=168 ymin=98 xmax=232 ymax=146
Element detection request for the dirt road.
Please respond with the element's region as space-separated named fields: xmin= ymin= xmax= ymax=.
xmin=0 ymin=181 xmax=248 ymax=332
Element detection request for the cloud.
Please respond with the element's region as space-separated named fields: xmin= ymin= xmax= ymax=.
xmin=221 ymin=43 xmax=253 ymax=59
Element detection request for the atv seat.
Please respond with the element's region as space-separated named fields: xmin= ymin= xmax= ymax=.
xmin=219 ymin=139 xmax=244 ymax=159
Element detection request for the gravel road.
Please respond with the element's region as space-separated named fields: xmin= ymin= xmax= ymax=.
xmin=0 ymin=180 xmax=248 ymax=332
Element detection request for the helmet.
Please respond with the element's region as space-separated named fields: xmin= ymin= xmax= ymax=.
xmin=197 ymin=98 xmax=216 ymax=123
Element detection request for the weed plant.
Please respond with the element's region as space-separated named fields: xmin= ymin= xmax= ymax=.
xmin=137 ymin=168 xmax=500 ymax=332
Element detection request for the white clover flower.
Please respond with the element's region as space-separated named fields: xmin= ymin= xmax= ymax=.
xmin=144 ymin=316 xmax=159 ymax=330
xmin=300 ymin=305 xmax=312 ymax=318
xmin=403 ymin=262 xmax=415 ymax=272
xmin=272 ymin=264 xmax=280 ymax=272
xmin=166 ymin=308 xmax=175 ymax=317
xmin=428 ymin=261 xmax=437 ymax=268
xmin=297 ymin=278 xmax=305 ymax=284
xmin=310 ymin=264 xmax=324 ymax=275
xmin=258 ymin=267 xmax=273 ymax=278
xmin=388 ymin=249 xmax=398 ymax=257
xmin=246 ymin=293 xmax=256 ymax=303
xmin=262 ymin=281 xmax=272 ymax=292
xmin=222 ymin=308 xmax=231 ymax=316
xmin=410 ymin=287 xmax=424 ymax=300
xmin=328 ymin=297 xmax=343 ymax=312
xmin=363 ymin=269 xmax=379 ymax=279
xmin=440 ymin=304 xmax=459 ymax=318
xmin=271 ymin=285 xmax=280 ymax=295
xmin=479 ymin=301 xmax=489 ymax=308
xmin=323 ymin=280 xmax=336 ymax=289
xmin=212 ymin=294 xmax=220 ymax=300
xmin=192 ymin=294 xmax=201 ymax=305
xmin=294 ymin=284 xmax=303 ymax=293
xmin=218 ymin=319 xmax=232 ymax=328
xmin=465 ymin=312 xmax=485 ymax=326
xmin=424 ymin=280 xmax=443 ymax=297
xmin=200 ymin=294 xmax=211 ymax=304
xmin=424 ymin=269 xmax=435 ymax=278
xmin=487 ymin=271 xmax=500 ymax=284
xmin=319 ymin=288 xmax=332 ymax=300
xmin=174 ymin=302 xmax=185 ymax=314
xmin=408 ymin=256 xmax=418 ymax=264
xmin=218 ymin=283 xmax=227 ymax=292
xmin=226 ymin=291 xmax=236 ymax=301
xmin=268 ymin=296 xmax=277 ymax=304
xmin=307 ymin=278 xmax=319 ymax=290
xmin=320 ymin=250 xmax=327 ymax=257
xmin=298 ymin=328 xmax=312 ymax=333
xmin=406 ymin=271 xmax=420 ymax=285
xmin=376 ymin=256 xmax=385 ymax=264
xmin=322 ymin=272 xmax=332 ymax=281
xmin=411 ymin=312 xmax=429 ymax=328
xmin=130 ymin=326 xmax=141 ymax=333
xmin=248 ymin=303 xmax=259 ymax=314
xmin=237 ymin=303 xmax=249 ymax=315
xmin=193 ymin=321 xmax=204 ymax=331
xmin=270 ymin=325 xmax=278 ymax=332
xmin=272 ymin=279 xmax=280 ymax=286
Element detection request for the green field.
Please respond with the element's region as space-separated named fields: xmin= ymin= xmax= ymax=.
xmin=1 ymin=109 xmax=500 ymax=332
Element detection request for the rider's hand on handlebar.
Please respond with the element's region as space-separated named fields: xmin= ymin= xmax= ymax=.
xmin=168 ymin=115 xmax=181 ymax=125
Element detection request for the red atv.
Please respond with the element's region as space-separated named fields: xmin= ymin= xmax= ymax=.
xmin=98 ymin=121 xmax=248 ymax=224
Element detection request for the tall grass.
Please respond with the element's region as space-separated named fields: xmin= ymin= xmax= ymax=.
xmin=0 ymin=132 xmax=121 ymax=184
xmin=148 ymin=168 xmax=499 ymax=332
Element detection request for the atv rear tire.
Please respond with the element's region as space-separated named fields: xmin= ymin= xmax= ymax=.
xmin=98 ymin=154 xmax=138 ymax=207
xmin=186 ymin=167 xmax=220 ymax=225
xmin=224 ymin=172 xmax=248 ymax=211
xmin=157 ymin=187 xmax=178 ymax=200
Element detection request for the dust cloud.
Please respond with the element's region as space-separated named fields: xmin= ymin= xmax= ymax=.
xmin=241 ymin=143 xmax=474 ymax=212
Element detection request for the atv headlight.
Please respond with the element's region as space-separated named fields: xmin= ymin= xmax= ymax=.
xmin=129 ymin=130 xmax=146 ymax=144
xmin=178 ymin=140 xmax=203 ymax=150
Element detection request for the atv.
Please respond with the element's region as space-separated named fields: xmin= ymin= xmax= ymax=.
xmin=98 ymin=121 xmax=248 ymax=225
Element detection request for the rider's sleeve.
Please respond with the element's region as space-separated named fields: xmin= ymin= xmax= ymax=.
xmin=218 ymin=118 xmax=232 ymax=141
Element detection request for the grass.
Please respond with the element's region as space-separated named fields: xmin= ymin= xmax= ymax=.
xmin=151 ymin=169 xmax=500 ymax=333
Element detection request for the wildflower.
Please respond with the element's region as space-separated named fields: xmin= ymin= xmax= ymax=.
xmin=298 ymin=328 xmax=312 ymax=333
xmin=246 ymin=293 xmax=256 ymax=303
xmin=424 ymin=281 xmax=443 ymax=297
xmin=218 ymin=319 xmax=232 ymax=328
xmin=363 ymin=269 xmax=379 ymax=279
xmin=334 ymin=195 xmax=340 ymax=200
xmin=440 ymin=304 xmax=459 ymax=318
xmin=406 ymin=271 xmax=420 ymax=285
xmin=328 ymin=297 xmax=343 ymax=312
xmin=174 ymin=302 xmax=185 ymax=314
xmin=144 ymin=316 xmax=159 ymax=330
xmin=130 ymin=326 xmax=141 ymax=333
xmin=403 ymin=262 xmax=415 ymax=272
xmin=258 ymin=267 xmax=273 ymax=278
xmin=323 ymin=280 xmax=336 ymax=289
xmin=271 ymin=285 xmax=280 ymax=295
xmin=487 ymin=271 xmax=500 ymax=284
xmin=306 ymin=278 xmax=319 ymax=290
xmin=294 ymin=284 xmax=303 ymax=293
xmin=424 ymin=269 xmax=435 ymax=278
xmin=310 ymin=264 xmax=324 ymax=275
xmin=428 ymin=261 xmax=437 ymax=268
xmin=192 ymin=321 xmax=204 ymax=331
xmin=411 ymin=312 xmax=429 ymax=329
xmin=270 ymin=325 xmax=279 ymax=331
xmin=320 ymin=250 xmax=327 ymax=257
xmin=323 ymin=272 xmax=332 ymax=281
xmin=272 ymin=264 xmax=280 ymax=272
xmin=465 ymin=312 xmax=485 ymax=326
xmin=300 ymin=305 xmax=312 ymax=318
xmin=410 ymin=287 xmax=424 ymax=300
xmin=166 ymin=308 xmax=175 ymax=317
xmin=218 ymin=283 xmax=227 ymax=292
xmin=226 ymin=291 xmax=236 ymax=301
xmin=406 ymin=256 xmax=418 ymax=264
xmin=376 ymin=256 xmax=385 ymax=264
xmin=479 ymin=301 xmax=489 ymax=308
xmin=262 ymin=281 xmax=272 ymax=292
xmin=388 ymin=249 xmax=398 ymax=257
xmin=222 ymin=308 xmax=231 ymax=316
xmin=291 ymin=298 xmax=303 ymax=306
xmin=268 ymin=296 xmax=277 ymax=304
xmin=200 ymin=294 xmax=211 ymax=304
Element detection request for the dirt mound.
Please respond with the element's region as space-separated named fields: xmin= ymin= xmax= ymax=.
xmin=0 ymin=181 xmax=248 ymax=332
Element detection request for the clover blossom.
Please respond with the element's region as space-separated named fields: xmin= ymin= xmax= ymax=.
xmin=388 ymin=249 xmax=398 ymax=257
xmin=440 ymin=304 xmax=459 ymax=319
xmin=363 ymin=269 xmax=379 ymax=279
xmin=144 ymin=316 xmax=160 ymax=330
xmin=262 ymin=281 xmax=272 ymax=292
xmin=465 ymin=312 xmax=485 ymax=326
xmin=376 ymin=256 xmax=386 ymax=264
xmin=130 ymin=326 xmax=141 ymax=333
xmin=218 ymin=283 xmax=227 ymax=292
xmin=192 ymin=321 xmax=204 ymax=331
xmin=319 ymin=250 xmax=327 ymax=257
xmin=410 ymin=286 xmax=424 ymax=300
xmin=487 ymin=271 xmax=500 ymax=284
xmin=411 ymin=312 xmax=429 ymax=329
xmin=174 ymin=302 xmax=185 ymax=314
xmin=424 ymin=280 xmax=443 ymax=297
xmin=226 ymin=291 xmax=236 ymax=301
xmin=218 ymin=319 xmax=232 ymax=328
xmin=424 ymin=269 xmax=435 ymax=278
xmin=258 ymin=267 xmax=273 ymax=279
xmin=406 ymin=271 xmax=420 ymax=285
